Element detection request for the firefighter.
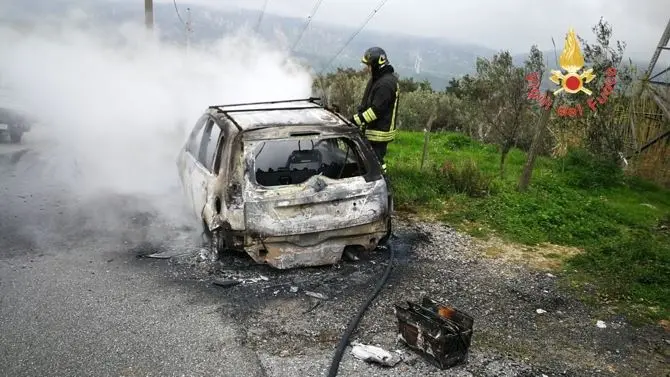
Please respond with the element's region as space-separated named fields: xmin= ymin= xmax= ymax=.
xmin=350 ymin=46 xmax=399 ymax=174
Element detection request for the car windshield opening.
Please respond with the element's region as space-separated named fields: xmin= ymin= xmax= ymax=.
xmin=253 ymin=136 xmax=367 ymax=187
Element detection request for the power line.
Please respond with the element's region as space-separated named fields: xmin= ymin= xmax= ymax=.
xmin=172 ymin=0 xmax=192 ymax=50
xmin=551 ymin=37 xmax=560 ymax=68
xmin=172 ymin=0 xmax=186 ymax=26
xmin=255 ymin=0 xmax=269 ymax=33
xmin=318 ymin=0 xmax=390 ymax=75
xmin=185 ymin=7 xmax=192 ymax=51
xmin=290 ymin=0 xmax=325 ymax=53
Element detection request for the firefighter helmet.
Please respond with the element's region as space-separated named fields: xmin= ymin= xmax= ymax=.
xmin=361 ymin=47 xmax=389 ymax=70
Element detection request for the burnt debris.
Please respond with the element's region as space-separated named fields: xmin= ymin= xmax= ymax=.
xmin=395 ymin=296 xmax=474 ymax=370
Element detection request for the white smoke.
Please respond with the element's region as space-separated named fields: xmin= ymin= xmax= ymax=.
xmin=0 ymin=9 xmax=313 ymax=244
xmin=0 ymin=13 xmax=311 ymax=202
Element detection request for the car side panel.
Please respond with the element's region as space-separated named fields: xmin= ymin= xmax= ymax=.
xmin=176 ymin=147 xmax=195 ymax=216
xmin=177 ymin=115 xmax=210 ymax=221
xmin=188 ymin=155 xmax=211 ymax=221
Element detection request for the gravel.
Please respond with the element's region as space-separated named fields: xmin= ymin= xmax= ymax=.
xmin=160 ymin=219 xmax=669 ymax=377
xmin=1 ymin=145 xmax=668 ymax=377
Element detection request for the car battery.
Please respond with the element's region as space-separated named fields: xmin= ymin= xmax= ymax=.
xmin=394 ymin=296 xmax=474 ymax=370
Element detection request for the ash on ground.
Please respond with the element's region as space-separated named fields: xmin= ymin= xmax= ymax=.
xmin=144 ymin=218 xmax=669 ymax=377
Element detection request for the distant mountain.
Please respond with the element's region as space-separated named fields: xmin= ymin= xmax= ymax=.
xmin=156 ymin=5 xmax=498 ymax=91
xmin=2 ymin=0 xmax=651 ymax=90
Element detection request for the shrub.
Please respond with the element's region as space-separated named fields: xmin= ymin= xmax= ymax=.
xmin=438 ymin=159 xmax=493 ymax=198
xmin=659 ymin=213 xmax=670 ymax=234
xmin=395 ymin=90 xmax=464 ymax=132
xmin=566 ymin=229 xmax=670 ymax=316
xmin=444 ymin=133 xmax=473 ymax=150
xmin=559 ymin=148 xmax=624 ymax=189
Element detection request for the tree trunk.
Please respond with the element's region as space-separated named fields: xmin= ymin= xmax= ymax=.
xmin=518 ymin=91 xmax=555 ymax=192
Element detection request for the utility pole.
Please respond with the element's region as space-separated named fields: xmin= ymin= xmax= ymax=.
xmin=186 ymin=7 xmax=192 ymax=52
xmin=144 ymin=0 xmax=154 ymax=31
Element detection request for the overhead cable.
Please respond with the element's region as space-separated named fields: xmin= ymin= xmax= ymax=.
xmin=255 ymin=0 xmax=270 ymax=33
xmin=290 ymin=0 xmax=325 ymax=53
xmin=172 ymin=0 xmax=186 ymax=25
xmin=319 ymin=0 xmax=390 ymax=75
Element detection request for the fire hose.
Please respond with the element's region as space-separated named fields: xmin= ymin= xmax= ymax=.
xmin=321 ymin=103 xmax=397 ymax=376
xmin=326 ymin=239 xmax=396 ymax=377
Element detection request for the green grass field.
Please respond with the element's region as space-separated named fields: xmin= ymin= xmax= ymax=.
xmin=386 ymin=131 xmax=670 ymax=322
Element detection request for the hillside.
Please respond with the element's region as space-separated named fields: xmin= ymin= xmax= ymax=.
xmin=2 ymin=0 xmax=649 ymax=90
xmin=147 ymin=4 xmax=499 ymax=90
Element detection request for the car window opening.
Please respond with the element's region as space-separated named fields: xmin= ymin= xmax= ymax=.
xmin=253 ymin=137 xmax=367 ymax=187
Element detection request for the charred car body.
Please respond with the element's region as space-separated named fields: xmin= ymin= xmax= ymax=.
xmin=177 ymin=98 xmax=393 ymax=269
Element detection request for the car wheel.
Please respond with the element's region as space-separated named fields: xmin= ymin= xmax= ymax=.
xmin=378 ymin=195 xmax=393 ymax=246
xmin=211 ymin=229 xmax=226 ymax=261
xmin=379 ymin=216 xmax=392 ymax=246
xmin=9 ymin=129 xmax=22 ymax=144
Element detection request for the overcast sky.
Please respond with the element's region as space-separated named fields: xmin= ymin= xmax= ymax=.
xmin=152 ymin=0 xmax=669 ymax=64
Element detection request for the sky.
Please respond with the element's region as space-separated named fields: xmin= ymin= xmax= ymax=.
xmin=153 ymin=0 xmax=670 ymax=64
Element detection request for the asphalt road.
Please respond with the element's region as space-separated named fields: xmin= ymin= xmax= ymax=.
xmin=1 ymin=137 xmax=668 ymax=377
xmin=0 ymin=138 xmax=268 ymax=377
xmin=0 ymin=136 xmax=416 ymax=377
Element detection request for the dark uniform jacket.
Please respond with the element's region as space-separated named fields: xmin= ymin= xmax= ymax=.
xmin=352 ymin=65 xmax=399 ymax=143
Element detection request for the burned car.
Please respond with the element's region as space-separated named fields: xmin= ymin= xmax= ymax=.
xmin=176 ymin=98 xmax=393 ymax=269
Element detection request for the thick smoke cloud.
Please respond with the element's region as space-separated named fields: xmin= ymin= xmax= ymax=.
xmin=0 ymin=10 xmax=313 ymax=243
xmin=1 ymin=17 xmax=311 ymax=192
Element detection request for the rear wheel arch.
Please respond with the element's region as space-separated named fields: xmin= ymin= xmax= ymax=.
xmin=7 ymin=125 xmax=23 ymax=143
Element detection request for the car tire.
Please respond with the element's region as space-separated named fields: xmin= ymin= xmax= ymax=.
xmin=9 ymin=129 xmax=22 ymax=144
xmin=378 ymin=195 xmax=393 ymax=246
xmin=379 ymin=217 xmax=392 ymax=246
xmin=211 ymin=229 xmax=228 ymax=261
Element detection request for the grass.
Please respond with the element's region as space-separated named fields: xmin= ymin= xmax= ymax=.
xmin=386 ymin=130 xmax=670 ymax=322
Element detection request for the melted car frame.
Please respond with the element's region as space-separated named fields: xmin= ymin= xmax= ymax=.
xmin=176 ymin=98 xmax=392 ymax=269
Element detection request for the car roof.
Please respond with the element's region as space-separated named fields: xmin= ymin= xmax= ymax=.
xmin=209 ymin=99 xmax=347 ymax=131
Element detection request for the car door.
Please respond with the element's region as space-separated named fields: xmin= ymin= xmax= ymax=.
xmin=189 ymin=117 xmax=224 ymax=222
xmin=177 ymin=115 xmax=208 ymax=218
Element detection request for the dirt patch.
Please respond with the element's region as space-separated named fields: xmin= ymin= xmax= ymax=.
xmin=474 ymin=235 xmax=583 ymax=271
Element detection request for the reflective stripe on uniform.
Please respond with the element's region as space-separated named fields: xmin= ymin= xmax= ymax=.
xmin=353 ymin=113 xmax=363 ymax=127
xmin=381 ymin=163 xmax=387 ymax=173
xmin=389 ymin=82 xmax=399 ymax=134
xmin=362 ymin=108 xmax=377 ymax=123
xmin=365 ymin=129 xmax=396 ymax=142
xmin=364 ymin=83 xmax=399 ymax=142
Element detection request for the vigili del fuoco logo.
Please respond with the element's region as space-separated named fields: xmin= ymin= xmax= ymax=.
xmin=526 ymin=28 xmax=617 ymax=117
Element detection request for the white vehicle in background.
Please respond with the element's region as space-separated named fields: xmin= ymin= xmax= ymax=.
xmin=0 ymin=89 xmax=32 ymax=144
xmin=0 ymin=108 xmax=31 ymax=144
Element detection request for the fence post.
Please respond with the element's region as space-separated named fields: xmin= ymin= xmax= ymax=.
xmin=421 ymin=128 xmax=430 ymax=170
xmin=420 ymin=97 xmax=440 ymax=171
